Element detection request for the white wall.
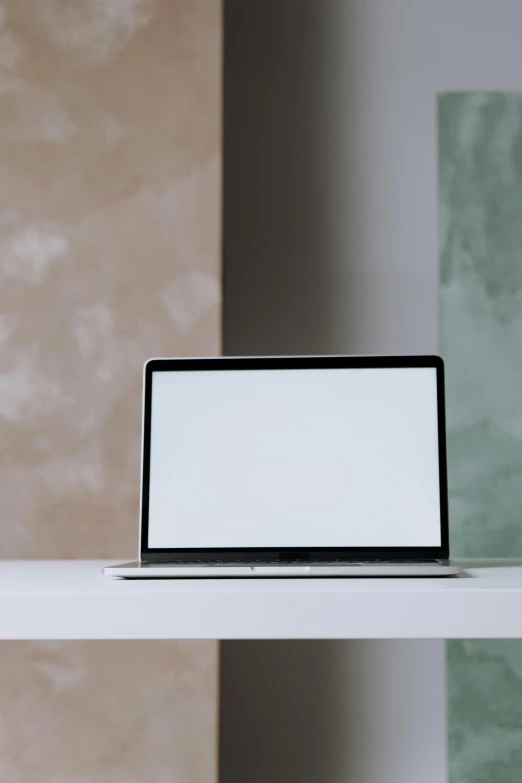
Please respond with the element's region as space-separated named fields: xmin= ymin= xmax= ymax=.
xmin=222 ymin=1 xmax=522 ymax=781
xmin=220 ymin=640 xmax=446 ymax=783
xmin=224 ymin=0 xmax=522 ymax=359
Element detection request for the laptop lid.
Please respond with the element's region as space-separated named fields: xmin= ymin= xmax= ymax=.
xmin=139 ymin=356 xmax=449 ymax=562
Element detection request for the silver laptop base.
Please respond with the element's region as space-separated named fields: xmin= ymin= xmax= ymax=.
xmin=104 ymin=561 xmax=460 ymax=578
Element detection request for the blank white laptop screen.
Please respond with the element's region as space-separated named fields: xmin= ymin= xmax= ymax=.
xmin=147 ymin=367 xmax=442 ymax=549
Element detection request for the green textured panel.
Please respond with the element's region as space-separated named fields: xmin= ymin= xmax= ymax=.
xmin=439 ymin=92 xmax=522 ymax=783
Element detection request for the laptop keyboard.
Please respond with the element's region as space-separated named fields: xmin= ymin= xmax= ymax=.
xmin=157 ymin=558 xmax=439 ymax=566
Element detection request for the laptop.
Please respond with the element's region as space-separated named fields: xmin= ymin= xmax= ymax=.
xmin=104 ymin=355 xmax=460 ymax=578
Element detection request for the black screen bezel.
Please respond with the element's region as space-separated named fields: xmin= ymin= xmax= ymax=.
xmin=140 ymin=355 xmax=449 ymax=562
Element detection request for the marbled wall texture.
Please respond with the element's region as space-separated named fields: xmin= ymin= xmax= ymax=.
xmin=0 ymin=1 xmax=221 ymax=780
xmin=440 ymin=93 xmax=522 ymax=783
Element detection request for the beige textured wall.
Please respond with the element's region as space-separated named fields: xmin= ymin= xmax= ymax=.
xmin=0 ymin=1 xmax=221 ymax=780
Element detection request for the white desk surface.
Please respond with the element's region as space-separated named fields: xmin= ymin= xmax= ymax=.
xmin=0 ymin=560 xmax=522 ymax=640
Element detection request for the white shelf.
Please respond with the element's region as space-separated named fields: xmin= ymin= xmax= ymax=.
xmin=0 ymin=560 xmax=522 ymax=640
